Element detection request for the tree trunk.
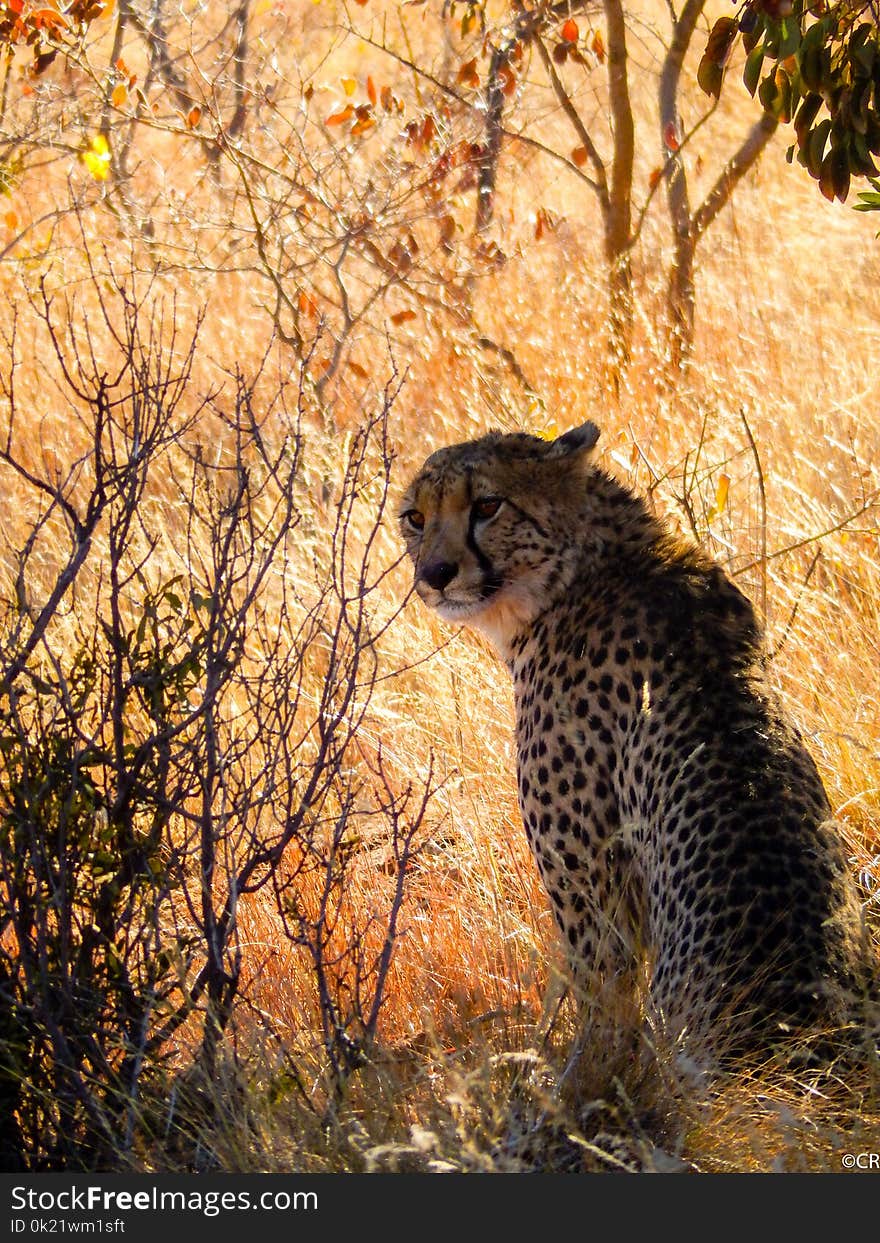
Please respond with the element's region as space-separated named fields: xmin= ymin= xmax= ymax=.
xmin=659 ymin=0 xmax=704 ymax=370
xmin=476 ymin=42 xmax=509 ymax=235
xmin=603 ymin=0 xmax=635 ymax=372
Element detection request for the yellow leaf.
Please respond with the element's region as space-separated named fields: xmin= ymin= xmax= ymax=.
xmin=715 ymin=473 xmax=730 ymax=515
xmin=111 ymin=83 xmax=127 ymax=108
xmin=341 ymin=77 xmax=356 ymax=96
xmin=81 ymin=134 xmax=111 ymax=181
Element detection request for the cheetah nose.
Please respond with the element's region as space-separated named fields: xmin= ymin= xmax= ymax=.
xmin=419 ymin=559 xmax=459 ymax=592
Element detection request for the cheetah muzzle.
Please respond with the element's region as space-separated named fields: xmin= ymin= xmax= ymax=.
xmin=399 ymin=422 xmax=874 ymax=1060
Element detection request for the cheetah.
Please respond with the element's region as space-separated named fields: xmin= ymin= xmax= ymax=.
xmin=399 ymin=421 xmax=873 ymax=1058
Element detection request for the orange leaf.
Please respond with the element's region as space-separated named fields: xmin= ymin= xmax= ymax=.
xmin=591 ymin=30 xmax=606 ymax=61
xmin=325 ymin=105 xmax=354 ymax=126
xmin=561 ymin=18 xmax=579 ymax=42
xmin=499 ymin=63 xmax=516 ymax=97
xmin=649 ymin=167 xmax=663 ymax=189
xmin=390 ymin=309 xmax=417 ymax=325
xmin=298 ymin=291 xmax=319 ymax=318
xmin=111 ymin=83 xmax=127 ymax=108
xmin=534 ymin=207 xmax=556 ymax=240
xmin=663 ymin=121 xmax=680 ymax=151
xmin=366 ymin=75 xmax=377 ymax=106
xmin=388 ymin=239 xmax=413 ymax=271
xmin=348 ymin=360 xmax=369 ymax=379
xmin=31 ymin=8 xmax=69 ymax=30
xmin=4 ymin=211 xmax=18 ymax=230
xmin=571 ymin=146 xmax=588 ymax=167
xmin=438 ymin=214 xmax=456 ymax=249
xmin=457 ymin=58 xmax=479 ymax=88
xmin=187 ymin=106 xmax=202 ymax=128
xmin=350 ymin=115 xmax=374 ymax=136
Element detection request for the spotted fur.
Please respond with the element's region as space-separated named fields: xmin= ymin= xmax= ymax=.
xmin=399 ymin=423 xmax=870 ymax=1055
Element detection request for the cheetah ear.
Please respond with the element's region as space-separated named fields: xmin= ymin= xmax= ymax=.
xmin=547 ymin=421 xmax=600 ymax=459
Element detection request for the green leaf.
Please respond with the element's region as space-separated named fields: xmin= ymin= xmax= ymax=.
xmin=807 ymin=118 xmax=832 ymax=176
xmin=774 ymin=67 xmax=793 ymax=123
xmin=698 ymin=53 xmax=724 ymax=99
xmin=799 ymin=16 xmax=832 ymax=60
xmin=758 ymin=73 xmax=779 ymax=113
xmin=819 ymin=146 xmax=850 ymax=201
xmin=794 ymin=92 xmax=823 ymax=146
xmin=705 ymin=16 xmax=738 ymax=66
xmin=744 ymin=44 xmax=765 ymax=97
xmin=849 ymin=131 xmax=878 ymax=177
xmin=742 ymin=13 xmax=765 ymax=56
xmin=778 ymin=17 xmax=801 ymax=60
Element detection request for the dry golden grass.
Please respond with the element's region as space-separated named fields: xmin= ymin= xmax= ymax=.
xmin=1 ymin=0 xmax=879 ymax=1172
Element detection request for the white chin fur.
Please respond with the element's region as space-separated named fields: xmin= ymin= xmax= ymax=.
xmin=433 ymin=597 xmax=488 ymax=622
xmin=430 ymin=582 xmax=542 ymax=658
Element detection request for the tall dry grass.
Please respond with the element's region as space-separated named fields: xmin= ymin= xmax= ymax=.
xmin=0 ymin=0 xmax=878 ymax=1171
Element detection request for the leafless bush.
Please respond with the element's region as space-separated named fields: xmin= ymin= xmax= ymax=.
xmin=0 ymin=267 xmax=432 ymax=1170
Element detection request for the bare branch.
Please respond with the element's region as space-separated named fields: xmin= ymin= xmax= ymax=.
xmin=533 ymin=33 xmax=606 ymax=202
xmin=694 ymin=112 xmax=778 ymax=239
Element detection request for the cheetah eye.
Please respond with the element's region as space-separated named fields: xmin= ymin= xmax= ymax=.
xmin=472 ymin=496 xmax=503 ymax=522
xmin=401 ymin=509 xmax=425 ymax=532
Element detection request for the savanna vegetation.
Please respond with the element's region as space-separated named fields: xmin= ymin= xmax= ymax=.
xmin=0 ymin=0 xmax=878 ymax=1173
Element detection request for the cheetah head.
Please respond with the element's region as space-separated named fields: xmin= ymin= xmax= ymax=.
xmin=398 ymin=422 xmax=600 ymax=655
